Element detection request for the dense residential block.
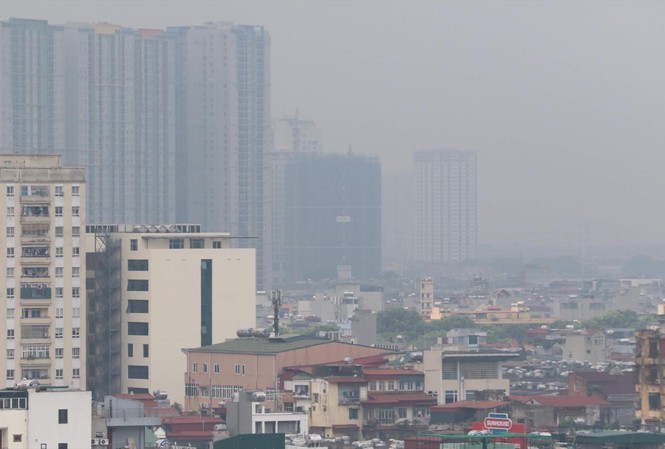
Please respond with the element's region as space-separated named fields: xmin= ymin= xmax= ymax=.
xmin=0 ymin=155 xmax=86 ymax=388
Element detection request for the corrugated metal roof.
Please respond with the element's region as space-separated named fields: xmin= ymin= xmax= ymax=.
xmin=184 ymin=335 xmax=333 ymax=354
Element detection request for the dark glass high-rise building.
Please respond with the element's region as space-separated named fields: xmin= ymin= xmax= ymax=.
xmin=284 ymin=153 xmax=381 ymax=281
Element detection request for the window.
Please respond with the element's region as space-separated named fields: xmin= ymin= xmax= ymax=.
xmin=58 ymin=409 xmax=68 ymax=424
xmin=128 ymin=322 xmax=149 ymax=336
xmin=128 ymin=259 xmax=149 ymax=271
xmin=169 ymin=239 xmax=185 ymax=249
xmin=127 ymin=300 xmax=149 ymax=313
xmin=313 ymin=393 xmax=319 ymax=403
xmin=72 ymin=307 xmax=80 ymax=318
xmin=56 ymin=247 xmax=63 ymax=257
xmin=193 ymin=363 xmax=198 ymax=373
xmin=72 ymin=328 xmax=80 ymax=338
xmin=55 ymin=328 xmax=63 ymax=339
xmin=6 ymin=288 xmax=14 ymax=299
xmin=7 ymin=308 xmax=13 ymax=318
xmin=55 ymin=206 xmax=63 ymax=217
xmin=234 ymin=364 xmax=245 ymax=375
xmin=7 ymin=349 xmax=14 ymax=359
xmin=55 ymin=348 xmax=63 ymax=359
xmin=203 ymin=363 xmax=208 ymax=373
xmin=72 ymin=186 xmax=79 ymax=196
xmin=72 ymin=207 xmax=79 ymax=217
xmin=444 ymin=390 xmax=458 ymax=404
xmin=127 ymin=280 xmax=149 ymax=291
xmin=128 ymin=344 xmax=134 ymax=357
xmin=349 ymin=408 xmax=359 ymax=419
xmin=6 ymin=227 xmax=13 ymax=237
xmin=12 ymin=434 xmax=21 ymax=443
xmin=55 ymin=186 xmax=63 ymax=197
xmin=6 ymin=329 xmax=14 ymax=340
xmin=55 ymin=369 xmax=63 ymax=380
xmin=398 ymin=408 xmax=408 ymax=419
xmin=6 ymin=267 xmax=13 ymax=278
xmin=72 ymin=247 xmax=79 ymax=257
xmin=72 ymin=226 xmax=80 ymax=237
xmin=6 ymin=186 xmax=14 ymax=197
xmin=7 ymin=206 xmax=13 ymax=217
xmin=649 ymin=392 xmax=661 ymax=410
xmin=190 ymin=239 xmax=204 ymax=248
xmin=128 ymin=365 xmax=149 ymax=379
xmin=55 ymin=308 xmax=63 ymax=318
xmin=7 ymin=369 xmax=14 ymax=380
xmin=7 ymin=248 xmax=14 ymax=258
xmin=55 ymin=267 xmax=63 ymax=278
xmin=213 ymin=241 xmax=222 ymax=249
xmin=72 ymin=348 xmax=80 ymax=359
xmin=58 ymin=444 xmax=68 ymax=449
xmin=72 ymin=287 xmax=80 ymax=298
xmin=56 ymin=288 xmax=63 ymax=298
xmin=72 ymin=267 xmax=79 ymax=278
xmin=214 ymin=363 xmax=220 ymax=373
xmin=143 ymin=344 xmax=149 ymax=358
xmin=72 ymin=368 xmax=80 ymax=379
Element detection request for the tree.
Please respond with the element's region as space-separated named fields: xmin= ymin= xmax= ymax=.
xmin=302 ymin=323 xmax=339 ymax=337
xmin=376 ymin=308 xmax=426 ymax=342
xmin=426 ymin=315 xmax=476 ymax=335
xmin=584 ymin=309 xmax=640 ymax=329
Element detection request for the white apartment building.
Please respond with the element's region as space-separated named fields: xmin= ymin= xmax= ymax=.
xmin=86 ymin=225 xmax=256 ymax=405
xmin=0 ymin=386 xmax=92 ymax=449
xmin=0 ymin=155 xmax=86 ymax=389
xmin=413 ymin=149 xmax=477 ymax=262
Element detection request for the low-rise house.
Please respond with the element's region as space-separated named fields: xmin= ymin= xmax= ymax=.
xmin=182 ymin=334 xmax=392 ymax=412
xmin=445 ymin=329 xmax=487 ymax=352
xmin=509 ymin=395 xmax=609 ymax=430
xmin=429 ymin=400 xmax=509 ymax=428
xmin=226 ymin=390 xmax=307 ymax=436
xmin=556 ymin=328 xmax=607 ymax=364
xmin=568 ymin=371 xmax=637 ymax=427
xmin=422 ymin=351 xmax=518 ymax=404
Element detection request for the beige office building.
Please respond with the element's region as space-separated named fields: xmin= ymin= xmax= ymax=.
xmin=0 ymin=155 xmax=86 ymax=388
xmin=85 ymin=225 xmax=256 ymax=404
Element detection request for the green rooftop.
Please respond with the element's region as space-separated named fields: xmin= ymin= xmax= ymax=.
xmin=574 ymin=430 xmax=665 ymax=445
xmin=184 ymin=334 xmax=336 ymax=355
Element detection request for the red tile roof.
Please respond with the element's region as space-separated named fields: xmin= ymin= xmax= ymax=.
xmin=326 ymin=376 xmax=367 ymax=384
xmin=510 ymin=395 xmax=609 ymax=407
xmin=363 ymin=368 xmax=423 ymax=377
xmin=363 ymin=392 xmax=437 ymax=405
xmin=432 ymin=400 xmax=509 ymax=411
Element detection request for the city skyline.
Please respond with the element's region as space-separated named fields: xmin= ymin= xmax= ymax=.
xmin=1 ymin=1 xmax=663 ymax=249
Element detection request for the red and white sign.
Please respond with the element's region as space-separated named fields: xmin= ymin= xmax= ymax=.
xmin=483 ymin=416 xmax=513 ymax=431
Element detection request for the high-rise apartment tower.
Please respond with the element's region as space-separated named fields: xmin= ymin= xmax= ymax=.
xmin=0 ymin=155 xmax=86 ymax=388
xmin=413 ymin=149 xmax=477 ymax=262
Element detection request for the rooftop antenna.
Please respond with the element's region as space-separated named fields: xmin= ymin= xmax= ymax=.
xmin=271 ymin=290 xmax=282 ymax=336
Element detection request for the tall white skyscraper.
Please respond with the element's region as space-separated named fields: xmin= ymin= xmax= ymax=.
xmin=413 ymin=149 xmax=477 ymax=262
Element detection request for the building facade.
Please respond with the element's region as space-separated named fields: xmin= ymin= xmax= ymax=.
xmin=413 ymin=149 xmax=477 ymax=263
xmin=0 ymin=155 xmax=86 ymax=388
xmin=0 ymin=19 xmax=66 ymax=157
xmin=85 ymin=225 xmax=256 ymax=404
xmin=171 ymin=23 xmax=270 ymax=289
xmin=283 ymin=153 xmax=381 ymax=282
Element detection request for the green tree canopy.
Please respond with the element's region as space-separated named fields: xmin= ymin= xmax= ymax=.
xmin=376 ymin=308 xmax=426 ymax=342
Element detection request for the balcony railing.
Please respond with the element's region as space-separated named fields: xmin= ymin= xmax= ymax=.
xmin=20 ymin=288 xmax=51 ymax=300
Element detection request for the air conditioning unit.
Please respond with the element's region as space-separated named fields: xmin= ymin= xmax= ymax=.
xmin=201 ymin=403 xmax=209 ymax=409
xmin=91 ymin=438 xmax=100 ymax=446
xmin=99 ymin=439 xmax=109 ymax=446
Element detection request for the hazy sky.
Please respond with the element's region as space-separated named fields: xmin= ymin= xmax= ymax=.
xmin=3 ymin=0 xmax=664 ymax=248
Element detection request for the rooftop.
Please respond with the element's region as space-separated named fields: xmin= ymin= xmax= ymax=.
xmin=510 ymin=395 xmax=609 ymax=407
xmin=363 ymin=392 xmax=437 ymax=405
xmin=431 ymin=400 xmax=509 ymax=411
xmin=185 ymin=335 xmax=339 ymax=355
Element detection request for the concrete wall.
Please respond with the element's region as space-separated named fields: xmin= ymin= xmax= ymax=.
xmin=27 ymin=390 xmax=92 ymax=449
